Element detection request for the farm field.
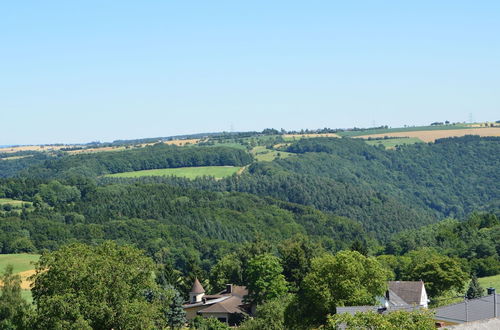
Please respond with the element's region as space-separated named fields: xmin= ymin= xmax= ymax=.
xmin=0 ymin=254 xmax=40 ymax=292
xmin=479 ymin=274 xmax=500 ymax=291
xmin=355 ymin=127 xmax=500 ymax=143
xmin=364 ymin=137 xmax=424 ymax=148
xmin=251 ymin=146 xmax=294 ymax=161
xmin=105 ymin=166 xmax=242 ymax=179
xmin=337 ymin=124 xmax=473 ymax=137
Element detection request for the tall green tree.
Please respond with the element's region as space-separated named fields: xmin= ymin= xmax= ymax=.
xmin=289 ymin=251 xmax=388 ymax=327
xmin=30 ymin=241 xmax=163 ymax=329
xmin=244 ymin=254 xmax=288 ymax=305
xmin=404 ymin=250 xmax=468 ymax=298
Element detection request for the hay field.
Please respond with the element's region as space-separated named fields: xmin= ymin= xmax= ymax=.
xmin=163 ymin=139 xmax=201 ymax=146
xmin=0 ymin=254 xmax=40 ymax=290
xmin=105 ymin=166 xmax=241 ymax=179
xmin=355 ymin=127 xmax=500 ymax=142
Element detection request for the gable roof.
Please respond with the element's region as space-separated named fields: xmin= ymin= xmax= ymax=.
xmin=388 ymin=281 xmax=424 ymax=306
xmin=198 ymin=295 xmax=247 ymax=315
xmin=434 ymin=294 xmax=500 ymax=323
xmin=190 ymin=278 xmax=205 ymax=294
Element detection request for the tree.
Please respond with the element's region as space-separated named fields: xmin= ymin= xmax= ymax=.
xmin=189 ymin=316 xmax=231 ymax=330
xmin=404 ymin=251 xmax=468 ymax=298
xmin=244 ymin=254 xmax=288 ymax=305
xmin=210 ymin=253 xmax=243 ymax=292
xmin=164 ymin=286 xmax=187 ymax=330
xmin=239 ymin=294 xmax=293 ymax=330
xmin=278 ymin=234 xmax=319 ymax=291
xmin=0 ymin=265 xmax=31 ymax=329
xmin=466 ymin=274 xmax=484 ymax=299
xmin=290 ymin=251 xmax=388 ymax=327
xmin=324 ymin=310 xmax=436 ymax=330
xmin=30 ymin=241 xmax=163 ymax=329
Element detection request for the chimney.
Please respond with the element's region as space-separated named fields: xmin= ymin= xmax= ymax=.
xmin=226 ymin=284 xmax=233 ymax=294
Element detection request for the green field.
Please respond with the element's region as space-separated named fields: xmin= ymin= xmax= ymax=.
xmin=479 ymin=274 xmax=500 ymax=290
xmin=364 ymin=137 xmax=424 ymax=148
xmin=251 ymin=146 xmax=294 ymax=162
xmin=337 ymin=124 xmax=473 ymax=137
xmin=0 ymin=254 xmax=40 ymax=274
xmin=0 ymin=198 xmax=27 ymax=207
xmin=105 ymin=166 xmax=242 ymax=179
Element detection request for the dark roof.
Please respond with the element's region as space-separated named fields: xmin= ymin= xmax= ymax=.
xmin=190 ymin=278 xmax=205 ymax=294
xmin=388 ymin=281 xmax=424 ymax=306
xmin=434 ymin=294 xmax=500 ymax=323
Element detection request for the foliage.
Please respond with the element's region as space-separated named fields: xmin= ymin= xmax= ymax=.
xmin=239 ymin=294 xmax=293 ymax=330
xmin=244 ymin=254 xmax=288 ymax=305
xmin=189 ymin=316 xmax=231 ymax=330
xmin=288 ymin=251 xmax=388 ymax=327
xmin=30 ymin=242 xmax=163 ymax=329
xmin=323 ymin=310 xmax=436 ymax=330
xmin=0 ymin=265 xmax=31 ymax=329
xmin=466 ymin=274 xmax=484 ymax=299
xmin=403 ymin=249 xmax=468 ymax=298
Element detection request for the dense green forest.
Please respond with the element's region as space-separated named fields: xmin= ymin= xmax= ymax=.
xmin=0 ymin=134 xmax=499 ymax=328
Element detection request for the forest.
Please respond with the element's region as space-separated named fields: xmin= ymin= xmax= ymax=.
xmin=0 ymin=135 xmax=499 ymax=329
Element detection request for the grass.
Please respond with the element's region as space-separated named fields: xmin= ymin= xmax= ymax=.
xmin=479 ymin=274 xmax=500 ymax=290
xmin=105 ymin=166 xmax=242 ymax=179
xmin=0 ymin=254 xmax=40 ymax=274
xmin=0 ymin=254 xmax=40 ymax=303
xmin=0 ymin=198 xmax=27 ymax=207
xmin=364 ymin=137 xmax=424 ymax=148
xmin=251 ymin=146 xmax=294 ymax=162
xmin=21 ymin=290 xmax=33 ymax=304
xmin=337 ymin=124 xmax=473 ymax=137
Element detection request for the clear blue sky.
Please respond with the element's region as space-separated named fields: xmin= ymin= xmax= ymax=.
xmin=1 ymin=1 xmax=499 ymax=145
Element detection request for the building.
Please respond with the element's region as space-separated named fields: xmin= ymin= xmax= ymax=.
xmin=337 ymin=281 xmax=428 ymax=315
xmin=434 ymin=292 xmax=499 ymax=325
xmin=183 ymin=279 xmax=250 ymax=325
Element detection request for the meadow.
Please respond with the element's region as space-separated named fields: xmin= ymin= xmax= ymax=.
xmin=105 ymin=166 xmax=242 ymax=179
xmin=0 ymin=254 xmax=40 ymax=303
xmin=0 ymin=198 xmax=27 ymax=207
xmin=479 ymin=274 xmax=500 ymax=291
xmin=251 ymin=146 xmax=294 ymax=162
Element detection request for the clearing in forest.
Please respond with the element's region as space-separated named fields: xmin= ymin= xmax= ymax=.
xmin=105 ymin=166 xmax=241 ymax=179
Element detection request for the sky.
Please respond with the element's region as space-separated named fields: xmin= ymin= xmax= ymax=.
xmin=1 ymin=1 xmax=499 ymax=145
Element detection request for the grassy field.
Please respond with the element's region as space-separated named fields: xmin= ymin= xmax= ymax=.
xmin=479 ymin=274 xmax=500 ymax=290
xmin=105 ymin=166 xmax=242 ymax=179
xmin=0 ymin=254 xmax=40 ymax=274
xmin=0 ymin=254 xmax=40 ymax=303
xmin=0 ymin=198 xmax=32 ymax=209
xmin=337 ymin=124 xmax=473 ymax=137
xmin=364 ymin=137 xmax=424 ymax=148
xmin=251 ymin=146 xmax=294 ymax=162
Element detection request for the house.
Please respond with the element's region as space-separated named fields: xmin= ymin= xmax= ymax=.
xmin=337 ymin=281 xmax=428 ymax=315
xmin=434 ymin=292 xmax=499 ymax=325
xmin=183 ymin=278 xmax=250 ymax=325
xmin=384 ymin=280 xmax=428 ymax=308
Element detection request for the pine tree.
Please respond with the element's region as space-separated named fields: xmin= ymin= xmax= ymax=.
xmin=466 ymin=274 xmax=484 ymax=299
xmin=165 ymin=286 xmax=187 ymax=330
